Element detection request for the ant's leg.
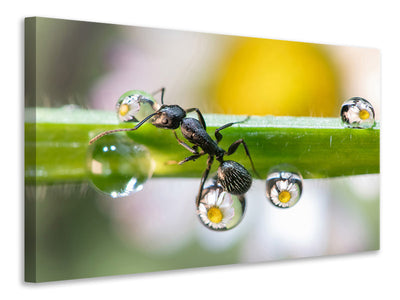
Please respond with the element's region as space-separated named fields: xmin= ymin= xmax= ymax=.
xmin=185 ymin=108 xmax=206 ymax=130
xmin=192 ymin=145 xmax=199 ymax=153
xmin=225 ymin=138 xmax=260 ymax=178
xmin=166 ymin=132 xmax=204 ymax=165
xmin=214 ymin=116 xmax=250 ymax=144
xmin=166 ymin=152 xmax=205 ymax=165
xmin=136 ymin=94 xmax=159 ymax=112
xmin=151 ymin=87 xmax=165 ymax=105
xmin=173 ymin=131 xmax=199 ymax=154
xmin=196 ymin=155 xmax=214 ymax=205
xmin=214 ymin=122 xmax=235 ymax=144
xmin=179 ymin=152 xmax=205 ymax=164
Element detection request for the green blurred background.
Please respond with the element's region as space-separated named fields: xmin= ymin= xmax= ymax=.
xmin=25 ymin=17 xmax=380 ymax=282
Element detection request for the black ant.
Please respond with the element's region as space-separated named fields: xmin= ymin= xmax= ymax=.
xmin=89 ymin=88 xmax=259 ymax=202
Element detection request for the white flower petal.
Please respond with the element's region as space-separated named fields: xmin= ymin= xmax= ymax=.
xmin=270 ymin=186 xmax=279 ymax=198
xmin=276 ymin=180 xmax=289 ymax=191
xmin=222 ymin=207 xmax=235 ymax=221
xmin=290 ymin=185 xmax=299 ymax=200
xmin=219 ymin=192 xmax=233 ymax=209
xmin=198 ymin=203 xmax=207 ymax=214
xmin=204 ymin=189 xmax=218 ymax=206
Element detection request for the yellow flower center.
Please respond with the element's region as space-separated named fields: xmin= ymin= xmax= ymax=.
xmin=119 ymin=104 xmax=130 ymax=116
xmin=278 ymin=190 xmax=291 ymax=203
xmin=359 ymin=109 xmax=370 ymax=120
xmin=207 ymin=207 xmax=223 ymax=224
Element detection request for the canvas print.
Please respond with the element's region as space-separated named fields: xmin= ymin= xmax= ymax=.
xmin=25 ymin=17 xmax=380 ymax=282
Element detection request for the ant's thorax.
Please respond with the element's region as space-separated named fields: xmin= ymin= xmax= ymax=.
xmin=180 ymin=118 xmax=225 ymax=158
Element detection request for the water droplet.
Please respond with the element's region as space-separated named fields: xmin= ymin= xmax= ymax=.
xmin=197 ymin=184 xmax=245 ymax=231
xmin=87 ymin=134 xmax=155 ymax=198
xmin=266 ymin=169 xmax=303 ymax=208
xmin=340 ymin=97 xmax=375 ymax=129
xmin=116 ymin=90 xmax=160 ymax=123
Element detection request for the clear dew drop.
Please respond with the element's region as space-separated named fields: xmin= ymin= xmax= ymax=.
xmin=197 ymin=184 xmax=245 ymax=231
xmin=340 ymin=97 xmax=375 ymax=129
xmin=87 ymin=133 xmax=155 ymax=198
xmin=266 ymin=170 xmax=303 ymax=208
xmin=116 ymin=90 xmax=159 ymax=123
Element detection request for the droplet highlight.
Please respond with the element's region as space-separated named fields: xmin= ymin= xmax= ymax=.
xmin=87 ymin=133 xmax=155 ymax=198
xmin=116 ymin=90 xmax=159 ymax=123
xmin=266 ymin=170 xmax=303 ymax=208
xmin=340 ymin=97 xmax=375 ymax=129
xmin=197 ymin=184 xmax=245 ymax=231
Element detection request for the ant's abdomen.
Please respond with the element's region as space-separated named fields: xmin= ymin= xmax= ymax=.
xmin=217 ymin=160 xmax=252 ymax=195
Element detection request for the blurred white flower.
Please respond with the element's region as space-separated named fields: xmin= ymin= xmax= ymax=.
xmin=105 ymin=179 xmax=197 ymax=256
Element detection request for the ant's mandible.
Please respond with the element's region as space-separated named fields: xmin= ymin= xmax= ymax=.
xmin=89 ymin=88 xmax=260 ymax=202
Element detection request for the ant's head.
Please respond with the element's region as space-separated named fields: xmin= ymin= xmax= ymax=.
xmin=152 ymin=105 xmax=186 ymax=129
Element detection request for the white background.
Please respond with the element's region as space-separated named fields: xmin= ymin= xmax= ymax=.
xmin=1 ymin=0 xmax=399 ymax=299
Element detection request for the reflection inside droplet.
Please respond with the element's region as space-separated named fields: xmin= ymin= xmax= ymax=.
xmin=87 ymin=133 xmax=155 ymax=198
xmin=197 ymin=184 xmax=245 ymax=231
xmin=266 ymin=170 xmax=303 ymax=208
xmin=340 ymin=97 xmax=375 ymax=129
xmin=116 ymin=90 xmax=159 ymax=123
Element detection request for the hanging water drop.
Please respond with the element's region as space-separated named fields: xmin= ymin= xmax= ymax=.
xmin=116 ymin=90 xmax=160 ymax=123
xmin=340 ymin=97 xmax=375 ymax=129
xmin=197 ymin=184 xmax=245 ymax=231
xmin=266 ymin=170 xmax=303 ymax=208
xmin=87 ymin=133 xmax=155 ymax=198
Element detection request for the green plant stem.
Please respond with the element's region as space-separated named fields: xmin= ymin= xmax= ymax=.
xmin=25 ymin=107 xmax=380 ymax=183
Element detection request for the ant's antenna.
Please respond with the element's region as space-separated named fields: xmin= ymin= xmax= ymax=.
xmin=89 ymin=111 xmax=159 ymax=145
xmin=160 ymin=88 xmax=165 ymax=105
xmin=151 ymin=87 xmax=165 ymax=105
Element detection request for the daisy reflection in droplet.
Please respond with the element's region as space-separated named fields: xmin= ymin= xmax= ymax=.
xmin=266 ymin=171 xmax=303 ymax=208
xmin=116 ymin=94 xmax=141 ymax=122
xmin=340 ymin=97 xmax=375 ymax=129
xmin=197 ymin=186 xmax=243 ymax=231
xmin=270 ymin=179 xmax=300 ymax=207
xmin=116 ymin=91 xmax=159 ymax=123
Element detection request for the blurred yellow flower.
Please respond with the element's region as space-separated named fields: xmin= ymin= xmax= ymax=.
xmin=214 ymin=38 xmax=341 ymax=117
